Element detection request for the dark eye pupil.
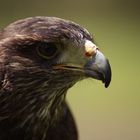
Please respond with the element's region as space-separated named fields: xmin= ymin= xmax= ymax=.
xmin=42 ymin=44 xmax=57 ymax=56
xmin=37 ymin=43 xmax=58 ymax=59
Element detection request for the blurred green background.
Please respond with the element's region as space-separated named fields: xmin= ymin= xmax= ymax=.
xmin=0 ymin=0 xmax=139 ymax=139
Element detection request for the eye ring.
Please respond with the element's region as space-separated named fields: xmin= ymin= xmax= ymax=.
xmin=36 ymin=42 xmax=59 ymax=59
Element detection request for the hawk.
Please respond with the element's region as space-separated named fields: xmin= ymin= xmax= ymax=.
xmin=0 ymin=17 xmax=111 ymax=140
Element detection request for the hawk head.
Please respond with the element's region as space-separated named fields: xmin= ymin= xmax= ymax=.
xmin=0 ymin=16 xmax=111 ymax=124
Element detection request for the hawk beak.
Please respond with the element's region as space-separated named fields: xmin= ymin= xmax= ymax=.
xmin=84 ymin=50 xmax=112 ymax=88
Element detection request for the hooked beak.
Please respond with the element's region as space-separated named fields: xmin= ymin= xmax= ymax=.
xmin=84 ymin=50 xmax=112 ymax=88
xmin=54 ymin=40 xmax=111 ymax=88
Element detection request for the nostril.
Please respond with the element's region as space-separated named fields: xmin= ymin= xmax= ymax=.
xmin=95 ymin=46 xmax=99 ymax=50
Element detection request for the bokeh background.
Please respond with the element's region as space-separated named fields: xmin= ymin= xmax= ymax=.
xmin=0 ymin=0 xmax=140 ymax=140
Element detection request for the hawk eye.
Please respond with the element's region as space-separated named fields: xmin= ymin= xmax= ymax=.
xmin=37 ymin=43 xmax=58 ymax=59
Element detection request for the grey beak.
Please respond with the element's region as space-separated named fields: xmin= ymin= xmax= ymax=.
xmin=84 ymin=50 xmax=112 ymax=88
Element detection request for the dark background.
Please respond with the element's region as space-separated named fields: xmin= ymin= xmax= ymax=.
xmin=0 ymin=0 xmax=140 ymax=140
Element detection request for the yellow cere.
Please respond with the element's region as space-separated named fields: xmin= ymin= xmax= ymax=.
xmin=84 ymin=40 xmax=98 ymax=58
